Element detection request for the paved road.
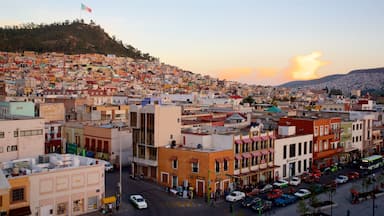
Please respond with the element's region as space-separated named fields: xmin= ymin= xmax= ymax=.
xmin=85 ymin=166 xmax=384 ymax=216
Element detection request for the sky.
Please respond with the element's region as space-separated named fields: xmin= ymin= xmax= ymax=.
xmin=1 ymin=0 xmax=383 ymax=86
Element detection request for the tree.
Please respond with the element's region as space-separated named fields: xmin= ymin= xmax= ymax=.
xmin=242 ymin=96 xmax=254 ymax=105
xmin=308 ymin=193 xmax=320 ymax=214
xmin=297 ymin=199 xmax=310 ymax=216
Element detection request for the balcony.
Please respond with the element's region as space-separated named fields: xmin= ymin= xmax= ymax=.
xmin=313 ymin=147 xmax=344 ymax=159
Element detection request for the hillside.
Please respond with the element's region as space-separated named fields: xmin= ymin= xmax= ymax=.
xmin=279 ymin=67 xmax=384 ymax=95
xmin=0 ymin=20 xmax=154 ymax=60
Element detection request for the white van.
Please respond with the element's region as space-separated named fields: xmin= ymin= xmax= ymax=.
xmin=104 ymin=161 xmax=114 ymax=172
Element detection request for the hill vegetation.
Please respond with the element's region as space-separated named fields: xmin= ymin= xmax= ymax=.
xmin=0 ymin=20 xmax=155 ymax=61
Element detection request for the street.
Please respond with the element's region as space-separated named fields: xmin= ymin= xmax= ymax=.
xmin=85 ymin=166 xmax=384 ymax=216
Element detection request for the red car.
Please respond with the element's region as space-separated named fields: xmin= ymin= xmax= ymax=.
xmin=267 ymin=189 xmax=283 ymax=200
xmin=301 ymin=173 xmax=320 ymax=183
xmin=347 ymin=171 xmax=360 ymax=180
xmin=312 ymin=170 xmax=322 ymax=178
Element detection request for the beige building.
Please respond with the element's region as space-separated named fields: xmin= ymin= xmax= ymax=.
xmin=130 ymin=104 xmax=181 ymax=181
xmin=0 ymin=117 xmax=45 ymax=162
xmin=36 ymin=103 xmax=65 ymax=122
xmin=1 ymin=154 xmax=105 ymax=216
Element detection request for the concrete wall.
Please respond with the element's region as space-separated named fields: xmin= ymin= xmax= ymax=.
xmin=38 ymin=103 xmax=65 ymax=122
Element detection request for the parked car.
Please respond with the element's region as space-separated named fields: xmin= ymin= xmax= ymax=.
xmin=310 ymin=184 xmax=325 ymax=194
xmin=267 ymin=189 xmax=283 ymax=200
xmin=104 ymin=161 xmax=114 ymax=172
xmin=130 ymin=194 xmax=148 ymax=209
xmin=324 ymin=180 xmax=337 ymax=190
xmin=347 ymin=171 xmax=360 ymax=180
xmin=273 ymin=179 xmax=289 ymax=188
xmin=241 ymin=197 xmax=261 ymax=208
xmin=247 ymin=184 xmax=273 ymax=196
xmin=251 ymin=200 xmax=272 ymax=213
xmin=289 ymin=177 xmax=301 ymax=186
xmin=294 ymin=189 xmax=312 ymax=199
xmin=226 ymin=191 xmax=246 ymax=202
xmin=312 ymin=170 xmax=322 ymax=178
xmin=335 ymin=175 xmax=349 ymax=184
xmin=274 ymin=194 xmax=298 ymax=206
xmin=301 ymin=174 xmax=320 ymax=183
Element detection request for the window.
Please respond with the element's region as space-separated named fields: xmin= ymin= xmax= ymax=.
xmin=283 ymin=145 xmax=287 ymax=159
xmin=57 ymin=202 xmax=68 ymax=215
xmin=360 ymin=136 xmax=362 ymax=141
xmin=11 ymin=188 xmax=24 ymax=203
xmin=73 ymin=199 xmax=84 ymax=213
xmin=269 ymin=152 xmax=273 ymax=162
xmin=304 ymin=159 xmax=307 ymax=171
xmin=289 ymin=144 xmax=296 ymax=158
xmin=309 ymin=158 xmax=313 ymax=170
xmin=172 ymin=160 xmax=178 ymax=169
xmin=224 ymin=159 xmax=228 ymax=171
xmin=319 ymin=126 xmax=324 ymax=136
xmin=304 ymin=141 xmax=307 ymax=154
xmin=235 ymin=159 xmax=239 ymax=169
xmin=235 ymin=144 xmax=239 ymax=154
xmin=283 ymin=164 xmax=287 ymax=177
xmin=324 ymin=140 xmax=328 ymax=150
xmin=87 ymin=196 xmax=98 ymax=210
xmin=14 ymin=130 xmax=18 ymax=137
xmin=130 ymin=112 xmax=137 ymax=127
xmin=139 ymin=146 xmax=145 ymax=158
xmin=0 ymin=195 xmax=2 ymax=207
xmin=352 ymin=137 xmax=355 ymax=143
xmin=325 ymin=126 xmax=329 ymax=135
xmin=192 ymin=162 xmax=199 ymax=173
xmin=0 ymin=146 xmax=2 ymax=153
xmin=298 ymin=143 xmax=302 ymax=156
xmin=215 ymin=161 xmax=220 ymax=172
xmin=298 ymin=160 xmax=302 ymax=173
xmin=309 ymin=141 xmax=313 ymax=153
xmin=0 ymin=132 xmax=4 ymax=138
xmin=314 ymin=126 xmax=318 ymax=137
xmin=353 ymin=124 xmax=355 ymax=131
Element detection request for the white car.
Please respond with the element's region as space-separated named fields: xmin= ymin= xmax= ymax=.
xmin=104 ymin=161 xmax=114 ymax=172
xmin=225 ymin=191 xmax=246 ymax=202
xmin=335 ymin=175 xmax=349 ymax=184
xmin=289 ymin=177 xmax=301 ymax=186
xmin=294 ymin=189 xmax=311 ymax=199
xmin=273 ymin=179 xmax=289 ymax=188
xmin=130 ymin=195 xmax=148 ymax=209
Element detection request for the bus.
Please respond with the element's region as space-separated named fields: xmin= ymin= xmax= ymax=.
xmin=360 ymin=155 xmax=384 ymax=170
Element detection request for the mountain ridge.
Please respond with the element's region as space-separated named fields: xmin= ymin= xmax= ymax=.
xmin=0 ymin=20 xmax=155 ymax=61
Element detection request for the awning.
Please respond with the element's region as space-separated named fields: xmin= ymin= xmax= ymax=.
xmin=261 ymin=150 xmax=269 ymax=155
xmin=261 ymin=136 xmax=268 ymax=141
xmin=102 ymin=196 xmax=116 ymax=204
xmin=269 ymin=135 xmax=276 ymax=139
xmin=251 ymin=151 xmax=261 ymax=157
xmin=269 ymin=149 xmax=274 ymax=153
xmin=242 ymin=152 xmax=252 ymax=158
xmin=169 ymin=156 xmax=178 ymax=161
xmin=252 ymin=137 xmax=261 ymax=142
xmin=242 ymin=138 xmax=252 ymax=143
xmin=235 ymin=139 xmax=243 ymax=145
xmin=190 ymin=158 xmax=199 ymax=163
xmin=9 ymin=206 xmax=31 ymax=216
xmin=234 ymin=155 xmax=243 ymax=160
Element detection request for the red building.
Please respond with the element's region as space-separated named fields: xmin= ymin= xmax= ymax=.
xmin=279 ymin=117 xmax=342 ymax=170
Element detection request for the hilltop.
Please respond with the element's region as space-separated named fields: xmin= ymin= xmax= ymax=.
xmin=280 ymin=67 xmax=384 ymax=95
xmin=0 ymin=20 xmax=154 ymax=61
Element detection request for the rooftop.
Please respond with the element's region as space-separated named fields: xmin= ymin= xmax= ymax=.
xmin=1 ymin=153 xmax=104 ymax=179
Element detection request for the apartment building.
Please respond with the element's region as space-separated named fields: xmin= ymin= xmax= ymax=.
xmin=130 ymin=104 xmax=181 ymax=181
xmin=0 ymin=117 xmax=45 ymax=163
xmin=350 ymin=112 xmax=375 ymax=157
xmin=232 ymin=126 xmax=277 ymax=186
xmin=274 ymin=126 xmax=313 ymax=180
xmin=0 ymin=154 xmax=105 ymax=216
xmin=279 ymin=117 xmax=342 ymax=170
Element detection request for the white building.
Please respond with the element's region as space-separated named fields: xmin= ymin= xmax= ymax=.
xmin=0 ymin=117 xmax=45 ymax=162
xmin=274 ymin=126 xmax=313 ymax=180
xmin=1 ymin=154 xmax=105 ymax=216
xmin=350 ymin=112 xmax=374 ymax=156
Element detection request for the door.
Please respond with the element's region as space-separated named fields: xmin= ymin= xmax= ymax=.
xmin=150 ymin=167 xmax=156 ymax=179
xmin=161 ymin=173 xmax=168 ymax=185
xmin=197 ymin=181 xmax=204 ymax=197
xmin=142 ymin=166 xmax=148 ymax=177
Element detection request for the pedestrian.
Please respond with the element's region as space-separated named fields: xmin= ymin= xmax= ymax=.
xmin=229 ymin=203 xmax=233 ymax=213
xmin=347 ymin=209 xmax=350 ymax=216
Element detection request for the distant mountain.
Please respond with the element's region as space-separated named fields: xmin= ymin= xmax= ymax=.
xmin=0 ymin=20 xmax=154 ymax=60
xmin=279 ymin=67 xmax=384 ymax=95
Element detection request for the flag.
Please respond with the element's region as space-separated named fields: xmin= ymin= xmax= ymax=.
xmin=81 ymin=3 xmax=92 ymax=13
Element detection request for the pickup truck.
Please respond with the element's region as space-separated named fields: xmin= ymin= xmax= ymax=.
xmin=274 ymin=194 xmax=298 ymax=206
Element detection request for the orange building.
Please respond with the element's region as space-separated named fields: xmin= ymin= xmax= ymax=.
xmin=279 ymin=117 xmax=342 ymax=170
xmin=158 ymin=146 xmax=233 ymax=198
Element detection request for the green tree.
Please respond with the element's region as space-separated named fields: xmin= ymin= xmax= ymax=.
xmin=242 ymin=96 xmax=255 ymax=105
xmin=297 ymin=199 xmax=310 ymax=216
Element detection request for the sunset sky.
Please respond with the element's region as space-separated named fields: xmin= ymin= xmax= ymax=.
xmin=1 ymin=0 xmax=383 ymax=85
